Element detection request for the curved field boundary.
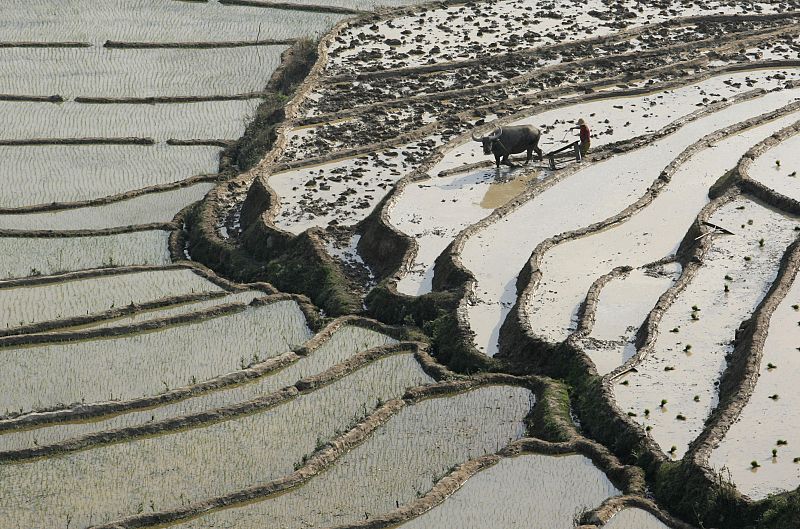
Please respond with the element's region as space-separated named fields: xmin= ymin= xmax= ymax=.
xmin=166 ymin=138 xmax=235 ymax=147
xmin=0 ymin=94 xmax=64 ymax=103
xmin=0 ymin=314 xmax=434 ymax=430
xmin=684 ymin=122 xmax=800 ymax=491
xmin=511 ymin=99 xmax=800 ymax=353
xmin=738 ymin=121 xmax=800 ymax=215
xmin=581 ymin=495 xmax=698 ymax=529
xmin=0 ymin=343 xmax=427 ymax=462
xmin=428 ymin=85 xmax=769 ymax=359
xmin=88 ymin=374 xmax=556 ymax=529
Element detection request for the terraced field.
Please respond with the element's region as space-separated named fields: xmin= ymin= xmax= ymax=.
xmin=5 ymin=0 xmax=800 ymax=528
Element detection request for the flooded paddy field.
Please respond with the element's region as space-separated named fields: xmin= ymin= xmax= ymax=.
xmin=397 ymin=453 xmax=619 ymax=529
xmin=164 ymin=385 xmax=533 ymax=529
xmin=615 ymin=197 xmax=800 ymax=458
xmin=0 ymin=183 xmax=215 ymax=231
xmin=0 ymin=324 xmax=397 ymax=452
xmin=0 ymin=231 xmax=172 ymax=279
xmin=0 ymin=267 xmax=224 ymax=331
xmin=0 ymin=353 xmax=431 ymax=529
xmin=0 ymin=144 xmax=219 ymax=208
xmin=0 ymin=299 xmax=311 ymax=415
xmin=5 ymin=0 xmax=800 ymax=527
xmin=710 ymin=266 xmax=800 ymax=498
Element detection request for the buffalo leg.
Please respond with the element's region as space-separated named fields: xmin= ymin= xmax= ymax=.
xmin=495 ymin=154 xmax=502 ymax=168
xmin=502 ymin=155 xmax=517 ymax=167
xmin=525 ymin=148 xmax=533 ymax=165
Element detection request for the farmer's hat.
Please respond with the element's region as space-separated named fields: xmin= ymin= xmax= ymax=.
xmin=577 ymin=118 xmax=586 ymax=125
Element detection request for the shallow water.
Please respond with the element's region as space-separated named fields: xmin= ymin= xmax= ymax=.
xmin=168 ymin=385 xmax=533 ymax=529
xmin=459 ymin=87 xmax=800 ymax=356
xmin=749 ymin=132 xmax=800 ymax=204
xmin=0 ymin=100 xmax=260 ymax=142
xmin=0 ymin=0 xmax=341 ymax=44
xmin=0 ymin=325 xmax=396 ymax=452
xmin=603 ymin=508 xmax=671 ymax=529
xmin=0 ymin=268 xmax=223 ymax=331
xmin=0 ymin=231 xmax=172 ymax=280
xmin=398 ymin=453 xmax=619 ymax=529
xmin=0 ymin=184 xmax=213 ymax=231
xmin=0 ymin=300 xmax=311 ymax=414
xmin=0 ymin=353 xmax=431 ymax=529
xmin=528 ymin=110 xmax=800 ymax=346
xmin=0 ymin=144 xmax=219 ymax=208
xmin=615 ymin=198 xmax=800 ymax=458
xmin=0 ymin=46 xmax=288 ymax=99
xmin=710 ymin=267 xmax=800 ymax=499
xmin=581 ymin=266 xmax=680 ymax=376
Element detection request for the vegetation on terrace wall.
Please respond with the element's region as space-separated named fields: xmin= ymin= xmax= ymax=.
xmin=230 ymin=38 xmax=318 ymax=172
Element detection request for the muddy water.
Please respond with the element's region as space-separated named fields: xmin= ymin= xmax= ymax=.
xmin=391 ymin=166 xmax=544 ymax=296
xmin=615 ymin=198 xmax=800 ymax=458
xmin=271 ymin=135 xmax=444 ymax=234
xmin=85 ymin=291 xmax=264 ymax=330
xmin=0 ymin=231 xmax=172 ymax=280
xmin=580 ymin=266 xmax=680 ymax=376
xmin=0 ymin=300 xmax=311 ymax=415
xmin=0 ymin=353 xmax=431 ymax=529
xmin=168 ymin=385 xmax=533 ymax=529
xmin=398 ymin=453 xmax=619 ymax=529
xmin=528 ymin=110 xmax=800 ymax=346
xmin=710 ymin=268 xmax=800 ymax=499
xmin=0 ymin=325 xmax=396 ymax=452
xmin=459 ymin=87 xmax=800 ymax=356
xmin=603 ymin=508 xmax=671 ymax=529
xmin=435 ymin=70 xmax=800 ymax=173
xmin=749 ymin=132 xmax=800 ymax=204
xmin=394 ymin=72 xmax=798 ymax=301
xmin=0 ymin=268 xmax=222 ymax=330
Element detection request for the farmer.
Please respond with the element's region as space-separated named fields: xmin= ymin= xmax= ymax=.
xmin=572 ymin=118 xmax=591 ymax=156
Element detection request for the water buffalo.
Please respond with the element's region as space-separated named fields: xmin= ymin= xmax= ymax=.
xmin=472 ymin=125 xmax=543 ymax=168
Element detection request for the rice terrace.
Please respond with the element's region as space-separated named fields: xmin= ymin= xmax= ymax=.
xmin=1 ymin=0 xmax=800 ymax=527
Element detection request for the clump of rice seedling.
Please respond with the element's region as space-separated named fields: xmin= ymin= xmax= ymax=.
xmin=767 ymin=363 xmax=777 ymax=370
xmin=772 ymin=448 xmax=778 ymax=457
xmin=759 ymin=238 xmax=765 ymax=247
xmin=724 ymin=284 xmax=730 ymax=293
xmin=769 ymin=394 xmax=780 ymax=400
xmin=646 ymin=425 xmax=652 ymax=432
xmin=725 ymin=275 xmax=733 ymax=281
xmin=676 ymin=414 xmax=686 ymax=421
xmin=693 ymin=395 xmax=700 ymax=402
xmin=644 ymin=409 xmax=650 ymax=416
xmin=660 ymin=399 xmax=668 ymax=408
xmin=777 ymin=439 xmax=788 ymax=446
xmin=664 ymin=366 xmax=675 ymax=371
xmin=793 ymin=457 xmax=800 ymax=463
xmin=752 ymin=460 xmax=760 ymax=468
xmin=692 ymin=305 xmax=700 ymax=312
xmin=792 ymin=304 xmax=799 ymax=310
xmin=627 ymin=411 xmax=637 ymax=417
xmin=691 ymin=312 xmax=700 ymax=321
xmin=669 ymin=446 xmax=677 ymax=454
xmin=744 ymin=256 xmax=752 ymax=262
xmin=684 ymin=344 xmax=692 ymax=352
xmin=620 ymin=380 xmax=629 ymax=385
xmin=670 ymin=327 xmax=680 ymax=333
